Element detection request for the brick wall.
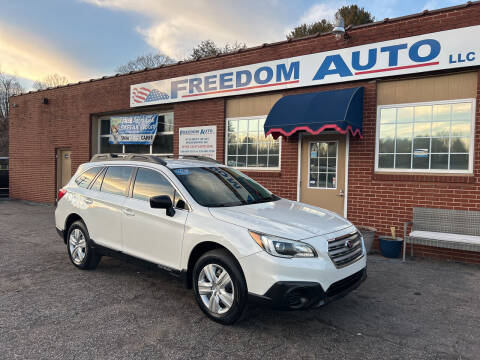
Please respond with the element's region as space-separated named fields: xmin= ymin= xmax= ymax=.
xmin=347 ymin=72 xmax=480 ymax=237
xmin=8 ymin=3 xmax=480 ymax=262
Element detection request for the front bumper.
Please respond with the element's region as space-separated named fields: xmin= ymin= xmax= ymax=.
xmin=250 ymin=268 xmax=366 ymax=309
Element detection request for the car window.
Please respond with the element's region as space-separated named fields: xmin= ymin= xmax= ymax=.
xmin=90 ymin=168 xmax=105 ymax=192
xmin=75 ymin=167 xmax=102 ymax=188
xmin=172 ymin=166 xmax=279 ymax=207
xmin=132 ymin=168 xmax=175 ymax=203
xmin=101 ymin=166 xmax=133 ymax=196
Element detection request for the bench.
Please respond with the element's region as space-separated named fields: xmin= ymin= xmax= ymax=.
xmin=403 ymin=207 xmax=480 ymax=261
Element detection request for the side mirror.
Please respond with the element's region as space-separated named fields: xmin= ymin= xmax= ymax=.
xmin=150 ymin=195 xmax=175 ymax=217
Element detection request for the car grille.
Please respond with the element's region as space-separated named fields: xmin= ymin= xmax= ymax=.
xmin=328 ymin=231 xmax=364 ymax=268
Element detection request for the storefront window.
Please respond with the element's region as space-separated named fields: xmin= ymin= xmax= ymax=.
xmin=226 ymin=116 xmax=280 ymax=169
xmin=98 ymin=112 xmax=173 ymax=155
xmin=376 ymin=100 xmax=474 ymax=173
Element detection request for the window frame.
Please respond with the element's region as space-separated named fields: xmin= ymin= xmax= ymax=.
xmin=128 ymin=166 xmax=191 ymax=211
xmin=98 ymin=165 xmax=135 ymax=197
xmin=307 ymin=140 xmax=339 ymax=190
xmin=88 ymin=167 xmax=106 ymax=192
xmin=75 ymin=166 xmax=103 ymax=189
xmin=375 ymin=98 xmax=476 ymax=174
xmin=225 ymin=115 xmax=282 ymax=171
xmin=98 ymin=111 xmax=174 ymax=156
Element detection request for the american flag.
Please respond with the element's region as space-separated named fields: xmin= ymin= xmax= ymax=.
xmin=132 ymin=87 xmax=170 ymax=104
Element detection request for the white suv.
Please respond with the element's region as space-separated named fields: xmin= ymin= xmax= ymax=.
xmin=55 ymin=154 xmax=366 ymax=324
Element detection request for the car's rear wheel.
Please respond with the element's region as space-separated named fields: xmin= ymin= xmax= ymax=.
xmin=193 ymin=249 xmax=247 ymax=325
xmin=67 ymin=220 xmax=101 ymax=270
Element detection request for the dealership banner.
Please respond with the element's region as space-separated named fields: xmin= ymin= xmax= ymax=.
xmin=131 ymin=25 xmax=480 ymax=107
xmin=109 ymin=114 xmax=158 ymax=145
xmin=179 ymin=126 xmax=216 ymax=159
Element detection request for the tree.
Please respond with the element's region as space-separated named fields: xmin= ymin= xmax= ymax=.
xmin=286 ymin=4 xmax=375 ymax=40
xmin=32 ymin=73 xmax=70 ymax=90
xmin=0 ymin=71 xmax=24 ymax=156
xmin=187 ymin=40 xmax=247 ymax=61
xmin=115 ymin=53 xmax=175 ymax=74
xmin=286 ymin=19 xmax=333 ymax=40
xmin=337 ymin=5 xmax=375 ymax=27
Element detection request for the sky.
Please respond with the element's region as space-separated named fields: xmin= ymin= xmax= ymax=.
xmin=0 ymin=0 xmax=465 ymax=90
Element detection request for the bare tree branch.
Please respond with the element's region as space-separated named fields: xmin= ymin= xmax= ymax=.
xmin=115 ymin=53 xmax=175 ymax=74
xmin=187 ymin=40 xmax=247 ymax=61
xmin=0 ymin=69 xmax=24 ymax=156
xmin=32 ymin=73 xmax=70 ymax=90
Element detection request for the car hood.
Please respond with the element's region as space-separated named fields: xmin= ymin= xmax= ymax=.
xmin=208 ymin=199 xmax=353 ymax=240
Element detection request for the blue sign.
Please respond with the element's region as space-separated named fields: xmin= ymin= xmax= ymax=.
xmin=109 ymin=114 xmax=158 ymax=145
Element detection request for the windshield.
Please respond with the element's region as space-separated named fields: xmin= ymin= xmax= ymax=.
xmin=171 ymin=166 xmax=280 ymax=207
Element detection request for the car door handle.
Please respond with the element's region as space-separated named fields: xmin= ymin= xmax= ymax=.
xmin=84 ymin=198 xmax=93 ymax=204
xmin=123 ymin=208 xmax=135 ymax=216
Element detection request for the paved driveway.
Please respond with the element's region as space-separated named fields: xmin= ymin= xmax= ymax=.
xmin=1 ymin=200 xmax=479 ymax=360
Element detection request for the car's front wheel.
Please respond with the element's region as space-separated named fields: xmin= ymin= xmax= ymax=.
xmin=193 ymin=249 xmax=247 ymax=325
xmin=67 ymin=220 xmax=101 ymax=270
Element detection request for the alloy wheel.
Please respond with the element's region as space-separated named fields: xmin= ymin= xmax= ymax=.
xmin=197 ymin=264 xmax=234 ymax=314
xmin=69 ymin=228 xmax=87 ymax=265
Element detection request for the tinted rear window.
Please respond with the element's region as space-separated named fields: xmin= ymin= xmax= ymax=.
xmin=75 ymin=167 xmax=102 ymax=188
xmin=101 ymin=166 xmax=133 ymax=196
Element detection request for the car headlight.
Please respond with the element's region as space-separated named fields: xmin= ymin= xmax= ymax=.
xmin=249 ymin=231 xmax=317 ymax=258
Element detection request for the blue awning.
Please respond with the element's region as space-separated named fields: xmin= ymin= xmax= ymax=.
xmin=264 ymin=87 xmax=364 ymax=139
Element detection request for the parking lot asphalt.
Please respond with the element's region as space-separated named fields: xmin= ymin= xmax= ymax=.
xmin=1 ymin=200 xmax=479 ymax=360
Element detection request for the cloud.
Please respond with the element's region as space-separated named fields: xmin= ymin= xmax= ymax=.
xmin=298 ymin=2 xmax=339 ymax=25
xmin=81 ymin=0 xmax=287 ymax=59
xmin=0 ymin=22 xmax=93 ymax=84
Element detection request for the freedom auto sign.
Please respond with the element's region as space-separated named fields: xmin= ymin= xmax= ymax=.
xmin=131 ymin=25 xmax=480 ymax=107
xmin=109 ymin=114 xmax=158 ymax=145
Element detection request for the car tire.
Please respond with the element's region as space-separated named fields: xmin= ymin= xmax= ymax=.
xmin=193 ymin=249 xmax=247 ymax=325
xmin=67 ymin=220 xmax=101 ymax=270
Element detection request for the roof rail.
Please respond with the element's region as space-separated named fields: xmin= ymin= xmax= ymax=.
xmin=177 ymin=155 xmax=221 ymax=164
xmin=90 ymin=153 xmax=124 ymax=162
xmin=90 ymin=153 xmax=167 ymax=166
xmin=89 ymin=153 xmax=220 ymax=165
xmin=125 ymin=154 xmax=167 ymax=165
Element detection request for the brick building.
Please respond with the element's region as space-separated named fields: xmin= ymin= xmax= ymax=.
xmin=9 ymin=2 xmax=480 ymax=262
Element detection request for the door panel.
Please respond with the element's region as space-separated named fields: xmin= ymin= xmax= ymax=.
xmin=122 ymin=198 xmax=187 ymax=269
xmin=86 ymin=192 xmax=126 ymax=251
xmin=300 ymin=134 xmax=346 ymax=216
xmin=84 ymin=166 xmax=132 ymax=251
xmin=121 ymin=167 xmax=187 ymax=269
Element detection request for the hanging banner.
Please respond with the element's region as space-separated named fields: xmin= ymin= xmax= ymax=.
xmin=109 ymin=114 xmax=158 ymax=145
xmin=179 ymin=125 xmax=217 ymax=159
xmin=131 ymin=25 xmax=480 ymax=107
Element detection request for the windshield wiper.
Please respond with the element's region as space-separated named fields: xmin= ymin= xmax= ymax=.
xmin=248 ymin=195 xmax=280 ymax=205
xmin=208 ymin=202 xmax=244 ymax=208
